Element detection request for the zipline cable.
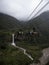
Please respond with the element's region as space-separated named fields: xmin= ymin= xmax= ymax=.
xmin=28 ymin=0 xmax=43 ymax=19
xmin=32 ymin=1 xmax=49 ymax=19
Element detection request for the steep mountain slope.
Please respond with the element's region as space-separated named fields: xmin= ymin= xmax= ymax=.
xmin=26 ymin=11 xmax=49 ymax=36
xmin=0 ymin=11 xmax=49 ymax=35
xmin=0 ymin=13 xmax=23 ymax=30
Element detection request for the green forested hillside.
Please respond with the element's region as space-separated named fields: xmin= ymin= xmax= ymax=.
xmin=26 ymin=11 xmax=49 ymax=35
xmin=0 ymin=13 xmax=24 ymax=31
xmin=0 ymin=12 xmax=49 ymax=43
xmin=0 ymin=12 xmax=49 ymax=65
xmin=1 ymin=11 xmax=49 ymax=33
xmin=25 ymin=11 xmax=49 ymax=43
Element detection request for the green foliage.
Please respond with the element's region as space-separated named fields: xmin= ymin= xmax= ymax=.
xmin=16 ymin=41 xmax=42 ymax=62
xmin=0 ymin=12 xmax=49 ymax=65
xmin=0 ymin=45 xmax=32 ymax=65
xmin=0 ymin=13 xmax=24 ymax=30
xmin=0 ymin=31 xmax=11 ymax=43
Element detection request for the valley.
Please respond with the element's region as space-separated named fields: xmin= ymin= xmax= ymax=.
xmin=0 ymin=12 xmax=49 ymax=65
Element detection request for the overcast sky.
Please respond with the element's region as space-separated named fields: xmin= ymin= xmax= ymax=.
xmin=0 ymin=0 xmax=49 ymax=21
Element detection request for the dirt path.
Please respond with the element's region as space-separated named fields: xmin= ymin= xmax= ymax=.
xmin=11 ymin=43 xmax=33 ymax=61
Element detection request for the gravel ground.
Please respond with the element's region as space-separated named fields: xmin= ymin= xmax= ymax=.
xmin=30 ymin=47 xmax=49 ymax=65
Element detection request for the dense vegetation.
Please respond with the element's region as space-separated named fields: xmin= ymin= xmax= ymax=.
xmin=0 ymin=12 xmax=49 ymax=65
xmin=0 ymin=31 xmax=49 ymax=65
xmin=0 ymin=45 xmax=33 ymax=65
xmin=26 ymin=11 xmax=49 ymax=43
xmin=0 ymin=13 xmax=24 ymax=30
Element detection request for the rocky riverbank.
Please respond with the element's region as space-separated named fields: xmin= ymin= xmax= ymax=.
xmin=30 ymin=47 xmax=49 ymax=65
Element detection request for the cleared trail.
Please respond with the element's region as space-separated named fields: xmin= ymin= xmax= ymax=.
xmin=11 ymin=43 xmax=33 ymax=61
